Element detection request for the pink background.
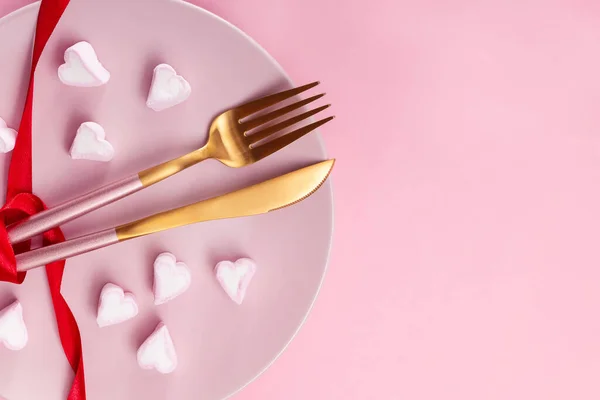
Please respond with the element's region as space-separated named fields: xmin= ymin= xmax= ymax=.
xmin=5 ymin=0 xmax=600 ymax=399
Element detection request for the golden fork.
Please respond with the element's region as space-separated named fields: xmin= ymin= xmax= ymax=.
xmin=8 ymin=82 xmax=333 ymax=244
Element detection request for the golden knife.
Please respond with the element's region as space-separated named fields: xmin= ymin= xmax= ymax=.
xmin=16 ymin=159 xmax=335 ymax=271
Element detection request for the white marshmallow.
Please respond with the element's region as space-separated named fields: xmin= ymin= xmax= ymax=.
xmin=137 ymin=322 xmax=178 ymax=374
xmin=58 ymin=41 xmax=110 ymax=87
xmin=0 ymin=301 xmax=28 ymax=351
xmin=215 ymin=258 xmax=257 ymax=305
xmin=146 ymin=64 xmax=191 ymax=111
xmin=0 ymin=117 xmax=17 ymax=154
xmin=70 ymin=122 xmax=114 ymax=162
xmin=96 ymin=283 xmax=139 ymax=328
xmin=153 ymin=252 xmax=191 ymax=305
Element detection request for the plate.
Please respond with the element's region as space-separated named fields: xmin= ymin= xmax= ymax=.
xmin=0 ymin=1 xmax=333 ymax=399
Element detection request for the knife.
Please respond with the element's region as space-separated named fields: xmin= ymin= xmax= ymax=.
xmin=16 ymin=159 xmax=335 ymax=271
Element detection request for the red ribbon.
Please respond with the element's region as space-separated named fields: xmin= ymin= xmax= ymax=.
xmin=0 ymin=1 xmax=86 ymax=399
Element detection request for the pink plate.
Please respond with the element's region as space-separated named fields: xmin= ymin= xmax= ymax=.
xmin=0 ymin=1 xmax=333 ymax=399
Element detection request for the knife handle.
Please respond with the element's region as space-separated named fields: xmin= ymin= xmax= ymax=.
xmin=16 ymin=228 xmax=119 ymax=272
xmin=15 ymin=196 xmax=234 ymax=271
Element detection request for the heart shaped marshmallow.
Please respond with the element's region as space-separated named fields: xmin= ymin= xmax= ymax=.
xmin=153 ymin=252 xmax=191 ymax=305
xmin=70 ymin=122 xmax=115 ymax=162
xmin=215 ymin=258 xmax=257 ymax=305
xmin=0 ymin=301 xmax=28 ymax=351
xmin=146 ymin=64 xmax=191 ymax=111
xmin=0 ymin=117 xmax=16 ymax=154
xmin=137 ymin=322 xmax=177 ymax=374
xmin=96 ymin=283 xmax=139 ymax=328
xmin=58 ymin=41 xmax=110 ymax=87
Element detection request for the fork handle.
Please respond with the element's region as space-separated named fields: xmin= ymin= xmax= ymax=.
xmin=7 ymin=147 xmax=211 ymax=244
xmin=7 ymin=175 xmax=143 ymax=244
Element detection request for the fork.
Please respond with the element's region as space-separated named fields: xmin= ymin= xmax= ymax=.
xmin=8 ymin=81 xmax=332 ymax=244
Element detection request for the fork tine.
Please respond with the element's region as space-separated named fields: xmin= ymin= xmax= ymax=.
xmin=242 ymin=93 xmax=325 ymax=132
xmin=236 ymin=81 xmax=320 ymax=118
xmin=250 ymin=116 xmax=334 ymax=161
xmin=247 ymin=104 xmax=331 ymax=145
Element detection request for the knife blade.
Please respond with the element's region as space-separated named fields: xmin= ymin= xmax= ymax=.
xmin=115 ymin=159 xmax=335 ymax=240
